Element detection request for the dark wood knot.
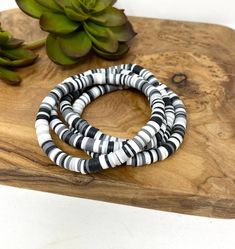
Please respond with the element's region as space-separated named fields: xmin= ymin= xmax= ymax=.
xmin=172 ymin=73 xmax=187 ymax=87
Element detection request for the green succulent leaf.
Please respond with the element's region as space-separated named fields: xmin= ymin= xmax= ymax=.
xmin=58 ymin=31 xmax=92 ymax=58
xmin=83 ymin=21 xmax=109 ymax=38
xmin=93 ymin=0 xmax=115 ymax=13
xmin=0 ymin=26 xmax=39 ymax=85
xmin=91 ymin=7 xmax=127 ymax=26
xmin=15 ymin=57 xmax=38 ymax=66
xmin=71 ymin=0 xmax=86 ymax=12
xmin=0 ymin=57 xmax=13 ymax=66
xmin=0 ymin=66 xmax=21 ymax=84
xmin=93 ymin=42 xmax=129 ymax=60
xmin=86 ymin=29 xmax=118 ymax=53
xmin=40 ymin=12 xmax=80 ymax=34
xmin=35 ymin=0 xmax=63 ymax=12
xmin=110 ymin=22 xmax=137 ymax=42
xmin=0 ymin=51 xmax=38 ymax=67
xmin=2 ymin=47 xmax=37 ymax=61
xmin=0 ymin=31 xmax=11 ymax=45
xmin=64 ymin=7 xmax=89 ymax=21
xmin=2 ymin=38 xmax=24 ymax=48
xmin=79 ymin=0 xmax=96 ymax=11
xmin=54 ymin=0 xmax=72 ymax=8
xmin=46 ymin=34 xmax=78 ymax=65
xmin=16 ymin=0 xmax=51 ymax=18
xmin=4 ymin=58 xmax=38 ymax=67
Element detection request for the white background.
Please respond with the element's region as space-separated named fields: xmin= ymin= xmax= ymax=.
xmin=1 ymin=0 xmax=235 ymax=28
xmin=0 ymin=1 xmax=235 ymax=249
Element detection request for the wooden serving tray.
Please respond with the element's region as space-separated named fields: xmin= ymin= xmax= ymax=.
xmin=0 ymin=9 xmax=235 ymax=218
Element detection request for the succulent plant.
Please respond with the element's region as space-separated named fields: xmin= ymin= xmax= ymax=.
xmin=0 ymin=26 xmax=38 ymax=84
xmin=16 ymin=0 xmax=137 ymax=65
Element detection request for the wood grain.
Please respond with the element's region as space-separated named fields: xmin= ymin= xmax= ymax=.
xmin=0 ymin=9 xmax=235 ymax=218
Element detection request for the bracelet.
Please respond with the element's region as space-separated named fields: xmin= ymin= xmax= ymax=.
xmin=35 ymin=64 xmax=187 ymax=174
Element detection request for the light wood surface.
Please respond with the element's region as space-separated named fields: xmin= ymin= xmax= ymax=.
xmin=0 ymin=9 xmax=235 ymax=218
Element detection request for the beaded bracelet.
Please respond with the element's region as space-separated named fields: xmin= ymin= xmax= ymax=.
xmin=35 ymin=64 xmax=187 ymax=174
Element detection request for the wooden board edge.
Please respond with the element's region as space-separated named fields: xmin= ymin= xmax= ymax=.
xmin=0 ymin=175 xmax=234 ymax=219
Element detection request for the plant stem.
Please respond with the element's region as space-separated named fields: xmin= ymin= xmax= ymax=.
xmin=22 ymin=37 xmax=46 ymax=50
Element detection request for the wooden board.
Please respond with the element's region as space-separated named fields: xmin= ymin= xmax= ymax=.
xmin=0 ymin=9 xmax=235 ymax=218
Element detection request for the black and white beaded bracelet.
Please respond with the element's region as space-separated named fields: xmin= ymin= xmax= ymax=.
xmin=35 ymin=64 xmax=187 ymax=174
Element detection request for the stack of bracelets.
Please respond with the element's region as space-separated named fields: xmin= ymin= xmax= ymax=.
xmin=35 ymin=64 xmax=187 ymax=174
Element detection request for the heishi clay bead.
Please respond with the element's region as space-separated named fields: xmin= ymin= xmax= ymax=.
xmin=35 ymin=64 xmax=187 ymax=174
